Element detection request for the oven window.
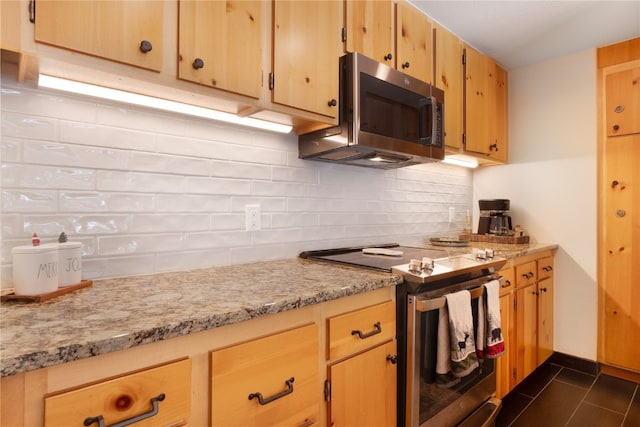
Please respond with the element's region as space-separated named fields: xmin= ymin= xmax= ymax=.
xmin=417 ymin=296 xmax=495 ymax=424
xmin=359 ymin=73 xmax=432 ymax=143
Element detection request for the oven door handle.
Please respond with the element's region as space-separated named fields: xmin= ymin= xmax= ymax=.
xmin=415 ymin=286 xmax=485 ymax=312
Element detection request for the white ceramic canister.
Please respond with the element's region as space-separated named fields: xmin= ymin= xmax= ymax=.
xmin=12 ymin=243 xmax=59 ymax=295
xmin=58 ymin=241 xmax=83 ymax=287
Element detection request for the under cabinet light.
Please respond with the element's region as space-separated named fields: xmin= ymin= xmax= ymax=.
xmin=37 ymin=74 xmax=293 ymax=134
xmin=442 ymin=155 xmax=479 ymax=168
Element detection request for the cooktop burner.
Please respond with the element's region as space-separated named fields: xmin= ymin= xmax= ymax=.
xmin=300 ymin=244 xmax=447 ymax=272
xmin=300 ymin=243 xmax=506 ymax=291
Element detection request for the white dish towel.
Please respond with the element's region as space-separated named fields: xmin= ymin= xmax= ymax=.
xmin=445 ymin=290 xmax=479 ymax=378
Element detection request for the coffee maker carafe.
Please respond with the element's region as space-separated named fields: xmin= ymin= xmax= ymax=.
xmin=478 ymin=199 xmax=513 ymax=235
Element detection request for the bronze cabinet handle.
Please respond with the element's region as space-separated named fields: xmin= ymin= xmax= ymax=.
xmin=84 ymin=393 xmax=165 ymax=427
xmin=351 ymin=322 xmax=382 ymax=339
xmin=248 ymin=377 xmax=295 ymax=405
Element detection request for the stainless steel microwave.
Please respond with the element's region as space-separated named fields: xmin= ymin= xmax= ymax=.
xmin=298 ymin=52 xmax=444 ymax=169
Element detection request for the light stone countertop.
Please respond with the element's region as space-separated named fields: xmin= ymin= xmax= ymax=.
xmin=0 ymin=258 xmax=402 ymax=377
xmin=0 ymin=242 xmax=557 ymax=378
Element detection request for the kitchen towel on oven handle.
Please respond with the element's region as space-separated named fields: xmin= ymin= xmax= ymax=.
xmin=445 ymin=290 xmax=479 ymax=377
xmin=483 ymin=279 xmax=505 ymax=358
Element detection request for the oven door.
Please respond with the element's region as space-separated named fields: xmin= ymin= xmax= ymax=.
xmin=406 ymin=282 xmax=501 ymax=426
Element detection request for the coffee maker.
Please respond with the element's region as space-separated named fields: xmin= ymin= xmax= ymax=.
xmin=478 ymin=199 xmax=513 ymax=235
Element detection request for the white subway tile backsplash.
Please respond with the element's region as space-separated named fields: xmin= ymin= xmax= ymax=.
xmin=59 ymin=192 xmax=155 ymax=212
xmin=98 ymin=171 xmax=185 ymax=193
xmin=2 ymin=190 xmax=57 ymax=212
xmin=2 ymin=112 xmax=58 ymax=140
xmin=1 ymin=80 xmax=473 ymax=286
xmin=1 ymin=164 xmax=95 ymax=190
xmin=132 ymin=214 xmax=210 ymax=233
xmin=59 ymin=121 xmax=158 ymax=152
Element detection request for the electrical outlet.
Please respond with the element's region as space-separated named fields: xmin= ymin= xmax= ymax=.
xmin=449 ymin=207 xmax=455 ymax=223
xmin=245 ymin=205 xmax=261 ymax=231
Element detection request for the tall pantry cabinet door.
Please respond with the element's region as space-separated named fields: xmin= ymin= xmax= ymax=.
xmin=328 ymin=340 xmax=397 ymax=427
xmin=34 ymin=1 xmax=163 ymax=71
xmin=434 ymin=23 xmax=463 ymax=150
xmin=344 ymin=0 xmax=394 ymax=66
xmin=395 ymin=2 xmax=432 ymax=83
xmin=272 ymin=1 xmax=341 ymax=118
xmin=602 ymin=131 xmax=640 ymax=371
xmin=605 ymin=67 xmax=640 ymax=137
xmin=178 ymin=1 xmax=262 ymax=99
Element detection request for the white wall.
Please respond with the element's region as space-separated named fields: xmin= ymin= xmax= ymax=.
xmin=1 ymin=77 xmax=473 ymax=286
xmin=473 ymin=49 xmax=598 ymax=361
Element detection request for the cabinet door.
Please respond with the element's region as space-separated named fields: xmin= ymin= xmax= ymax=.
xmin=328 ymin=340 xmax=397 ymax=427
xmin=344 ymin=0 xmax=394 ymax=66
xmin=272 ymin=1 xmax=341 ymax=117
xmin=44 ymin=359 xmax=191 ymax=427
xmin=327 ymin=300 xmax=395 ymax=361
xmin=434 ymin=23 xmax=463 ymax=150
xmin=34 ymin=1 xmax=163 ymax=72
xmin=395 ymin=2 xmax=432 ymax=82
xmin=491 ymin=64 xmax=508 ymax=162
xmin=210 ymin=324 xmax=320 ymax=427
xmin=178 ymin=0 xmax=262 ymax=99
xmin=496 ymin=291 xmax=514 ymax=399
xmin=606 ymin=67 xmax=640 ymax=136
xmin=537 ymin=278 xmax=554 ymax=365
xmin=516 ymin=283 xmax=537 ymax=383
xmin=464 ymin=45 xmax=493 ymax=156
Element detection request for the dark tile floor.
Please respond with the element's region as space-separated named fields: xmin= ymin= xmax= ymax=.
xmin=496 ymin=362 xmax=640 ymax=427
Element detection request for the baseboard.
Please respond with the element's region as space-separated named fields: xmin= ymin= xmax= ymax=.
xmin=547 ymin=352 xmax=600 ymax=376
xmin=600 ymin=364 xmax=640 ymax=383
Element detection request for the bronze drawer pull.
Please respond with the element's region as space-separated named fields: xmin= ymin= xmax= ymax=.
xmin=248 ymin=377 xmax=295 ymax=405
xmin=351 ymin=322 xmax=382 ymax=339
xmin=522 ymin=272 xmax=534 ymax=279
xmin=84 ymin=393 xmax=165 ymax=427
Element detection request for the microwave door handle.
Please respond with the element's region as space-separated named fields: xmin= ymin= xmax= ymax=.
xmin=418 ymin=96 xmax=436 ymax=145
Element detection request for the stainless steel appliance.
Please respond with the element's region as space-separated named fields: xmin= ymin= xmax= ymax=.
xmin=300 ymin=244 xmax=506 ymax=426
xmin=478 ymin=199 xmax=513 ymax=236
xmin=298 ymin=53 xmax=444 ymax=169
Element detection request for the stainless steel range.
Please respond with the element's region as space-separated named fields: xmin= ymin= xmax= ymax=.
xmin=300 ymin=243 xmax=507 ymax=427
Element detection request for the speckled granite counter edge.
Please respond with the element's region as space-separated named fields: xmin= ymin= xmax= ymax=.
xmin=1 ymin=260 xmax=403 ymax=377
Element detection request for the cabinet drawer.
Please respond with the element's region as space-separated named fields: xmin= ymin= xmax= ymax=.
xmin=44 ymin=358 xmax=191 ymax=427
xmin=327 ymin=300 xmax=395 ymax=360
xmin=499 ymin=268 xmax=515 ymax=297
xmin=537 ymin=256 xmax=554 ymax=280
xmin=210 ymin=324 xmax=320 ymax=427
xmin=515 ymin=261 xmax=537 ymax=288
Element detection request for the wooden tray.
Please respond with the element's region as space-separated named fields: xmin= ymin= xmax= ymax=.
xmin=460 ymin=233 xmax=530 ymax=244
xmin=1 ymin=280 xmax=92 ymax=303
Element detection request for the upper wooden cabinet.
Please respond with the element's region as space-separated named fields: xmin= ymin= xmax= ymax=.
xmin=434 ymin=23 xmax=463 ymax=149
xmin=395 ymin=1 xmax=432 ymax=83
xmin=272 ymin=0 xmax=341 ymax=118
xmin=344 ymin=0 xmax=394 ymax=66
xmin=34 ymin=1 xmax=164 ymax=72
xmin=464 ymin=45 xmax=508 ymax=163
xmin=178 ymin=0 xmax=263 ymax=99
xmin=605 ymin=67 xmax=640 ymax=137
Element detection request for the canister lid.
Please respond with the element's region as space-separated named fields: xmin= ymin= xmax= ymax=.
xmin=12 ymin=242 xmax=59 ymax=254
xmin=58 ymin=241 xmax=82 ymax=249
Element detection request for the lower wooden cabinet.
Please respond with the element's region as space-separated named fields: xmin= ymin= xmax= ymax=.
xmin=44 ymin=358 xmax=191 ymax=427
xmin=210 ymin=323 xmax=320 ymax=426
xmin=497 ymin=251 xmax=555 ymax=396
xmin=327 ymin=340 xmax=397 ymax=427
xmin=325 ymin=300 xmax=397 ymax=427
xmin=496 ymin=268 xmax=515 ymax=399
